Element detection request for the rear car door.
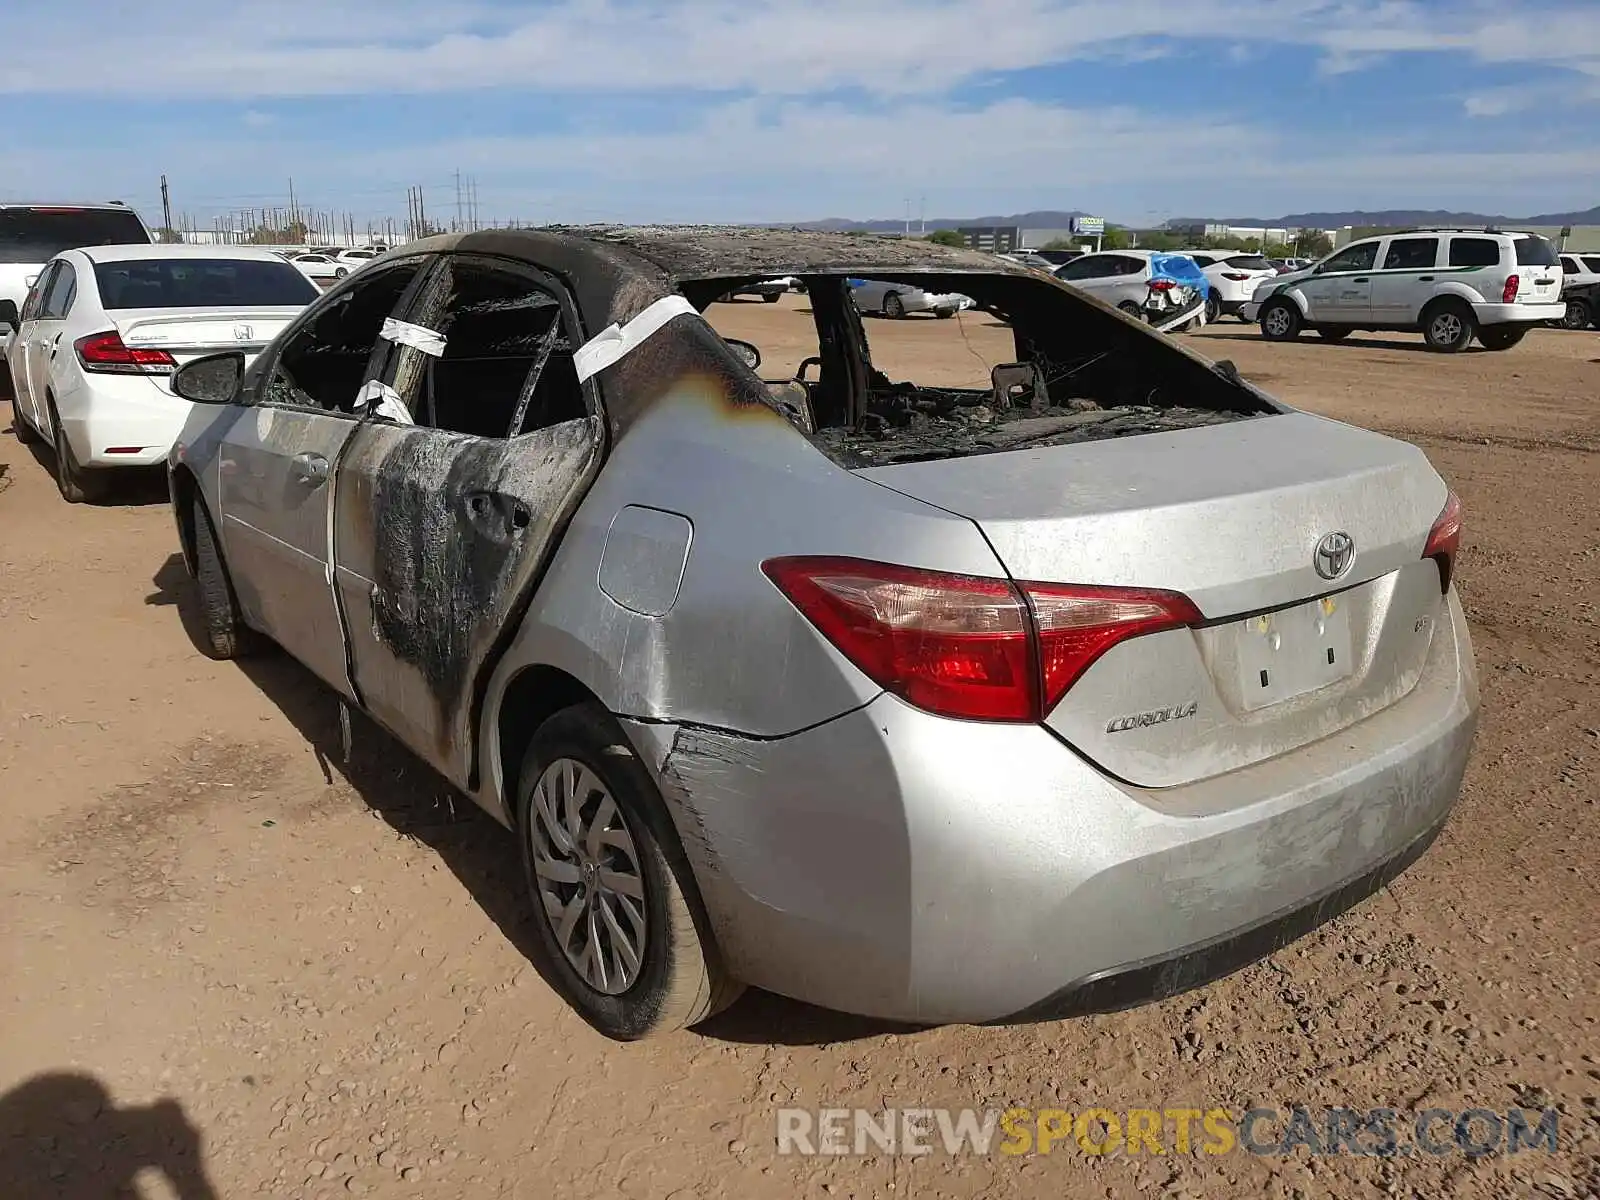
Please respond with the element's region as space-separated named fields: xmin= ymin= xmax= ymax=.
xmin=1370 ymin=235 xmax=1440 ymax=323
xmin=331 ymin=253 xmax=606 ymax=781
xmin=216 ymin=258 xmax=431 ymax=693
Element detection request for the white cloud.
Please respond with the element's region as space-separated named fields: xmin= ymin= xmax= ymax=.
xmin=242 ymin=111 xmax=274 ymax=128
xmin=0 ymin=0 xmax=1597 ymax=98
xmin=6 ymin=97 xmax=1590 ymax=226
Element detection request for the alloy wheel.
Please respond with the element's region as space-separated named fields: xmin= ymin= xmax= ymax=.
xmin=1429 ymin=312 xmax=1464 ymax=347
xmin=527 ymin=758 xmax=648 ymax=995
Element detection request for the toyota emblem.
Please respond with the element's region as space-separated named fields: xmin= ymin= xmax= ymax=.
xmin=1313 ymin=531 xmax=1355 ymax=580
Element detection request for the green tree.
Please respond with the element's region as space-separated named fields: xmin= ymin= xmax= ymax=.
xmin=1100 ymin=226 xmax=1132 ymax=250
xmin=1294 ymin=231 xmax=1333 ymax=258
xmin=925 ymin=229 xmax=965 ymax=248
xmin=1040 ymin=238 xmax=1080 ymax=251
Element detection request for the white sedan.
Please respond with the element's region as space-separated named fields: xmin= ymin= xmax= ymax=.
xmin=290 ymin=252 xmax=358 ymax=283
xmin=848 ymin=278 xmax=975 ymax=318
xmin=7 ymin=244 xmax=319 ymax=502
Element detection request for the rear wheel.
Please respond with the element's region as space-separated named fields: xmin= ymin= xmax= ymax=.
xmin=761 ymin=293 xmax=780 ymax=303
xmin=48 ymin=400 xmax=106 ymax=504
xmin=883 ymin=293 xmax=905 ymax=319
xmin=1204 ymin=291 xmax=1222 ymax=324
xmin=1316 ymin=326 xmax=1352 ymax=342
xmin=1562 ymin=298 xmax=1592 ymax=330
xmin=1477 ymin=325 xmax=1527 ymax=351
xmin=1117 ymin=301 xmax=1144 ymax=320
xmin=1259 ymin=299 xmax=1302 ymax=341
xmin=516 ymin=703 xmax=742 ymax=1040
xmin=334 ymin=267 xmax=349 ymax=279
xmin=1422 ymin=300 xmax=1475 ymax=353
xmin=190 ymin=493 xmax=261 ymax=659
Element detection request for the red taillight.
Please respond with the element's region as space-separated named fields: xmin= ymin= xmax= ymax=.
xmin=75 ymin=331 xmax=176 ymax=375
xmin=1502 ymin=276 xmax=1520 ymax=303
xmin=1148 ymin=279 xmax=1176 ymax=292
xmin=1025 ymin=583 xmax=1204 ymax=712
xmin=1221 ymin=271 xmax=1252 ymax=281
xmin=761 ymin=557 xmax=1199 ymax=723
xmin=1423 ymin=491 xmax=1463 ymax=593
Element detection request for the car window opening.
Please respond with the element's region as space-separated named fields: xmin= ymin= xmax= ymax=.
xmin=699 ymin=271 xmax=1274 ymax=467
xmin=263 ymin=262 xmax=425 ymax=413
xmin=391 ymin=261 xmax=587 ymax=439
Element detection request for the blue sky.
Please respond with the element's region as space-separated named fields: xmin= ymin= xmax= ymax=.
xmin=3 ymin=0 xmax=1597 ymax=230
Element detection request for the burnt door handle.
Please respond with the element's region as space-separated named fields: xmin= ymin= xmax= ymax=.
xmin=290 ymin=451 xmax=329 ymax=485
xmin=465 ymin=492 xmax=533 ymax=536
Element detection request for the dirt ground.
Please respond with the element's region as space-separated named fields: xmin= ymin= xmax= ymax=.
xmin=1 ymin=302 xmax=1597 ymax=1200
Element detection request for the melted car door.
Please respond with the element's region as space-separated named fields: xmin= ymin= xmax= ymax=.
xmin=216 ymin=259 xmax=430 ymax=694
xmin=332 ymin=255 xmax=605 ymax=783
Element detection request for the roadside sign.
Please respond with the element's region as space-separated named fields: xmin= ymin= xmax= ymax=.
xmin=1072 ymin=216 xmax=1105 ymax=236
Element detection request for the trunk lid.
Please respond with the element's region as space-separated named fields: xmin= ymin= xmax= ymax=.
xmin=111 ymin=306 xmax=300 ymax=364
xmin=859 ymin=412 xmax=1452 ymax=786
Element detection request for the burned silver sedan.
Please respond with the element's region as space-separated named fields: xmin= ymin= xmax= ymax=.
xmin=164 ymin=228 xmax=1478 ymax=1039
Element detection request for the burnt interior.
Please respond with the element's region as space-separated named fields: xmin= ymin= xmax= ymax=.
xmin=684 ymin=271 xmax=1277 ymax=467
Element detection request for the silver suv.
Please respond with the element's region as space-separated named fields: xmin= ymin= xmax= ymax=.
xmin=1242 ymin=228 xmax=1564 ymax=351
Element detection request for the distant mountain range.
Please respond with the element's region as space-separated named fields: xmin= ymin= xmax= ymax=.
xmin=785 ymin=205 xmax=1600 ymax=232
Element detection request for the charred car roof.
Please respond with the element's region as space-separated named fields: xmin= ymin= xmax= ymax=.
xmin=391 ymin=226 xmax=1039 ymax=328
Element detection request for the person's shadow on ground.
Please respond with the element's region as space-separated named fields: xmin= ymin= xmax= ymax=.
xmin=0 ymin=1072 xmax=220 ymax=1199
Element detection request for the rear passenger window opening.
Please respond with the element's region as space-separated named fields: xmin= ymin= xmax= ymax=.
xmin=390 ymin=260 xmax=588 ymax=439
xmin=699 ymin=271 xmax=1276 ymax=468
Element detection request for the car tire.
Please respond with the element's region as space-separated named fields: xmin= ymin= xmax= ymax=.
xmin=1117 ymin=301 xmax=1144 ymax=320
xmin=1477 ymin=325 xmax=1527 ymax=351
xmin=47 ymin=400 xmax=106 ymax=504
xmin=935 ymin=309 xmax=954 ymax=319
xmin=1316 ymin=326 xmax=1352 ymax=342
xmin=883 ymin=293 xmax=905 ymax=319
xmin=515 ymin=703 xmax=743 ymax=1040
xmin=1422 ymin=300 xmax=1475 ymax=353
xmin=190 ymin=493 xmax=261 ymax=660
xmin=761 ymin=293 xmax=780 ymax=303
xmin=1259 ymin=299 xmax=1302 ymax=341
xmin=1561 ymin=298 xmax=1591 ymax=331
xmin=334 ymin=267 xmax=349 ymax=279
xmin=1204 ymin=291 xmax=1222 ymax=324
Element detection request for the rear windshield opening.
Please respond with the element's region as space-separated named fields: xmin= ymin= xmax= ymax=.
xmin=1514 ymin=235 xmax=1560 ymax=267
xmin=1224 ymin=254 xmax=1275 ymax=271
xmin=0 ymin=207 xmax=150 ymax=264
xmin=93 ymin=259 xmax=321 ymax=309
xmin=699 ymin=271 xmax=1275 ymax=467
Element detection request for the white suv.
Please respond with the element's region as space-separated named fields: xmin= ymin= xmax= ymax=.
xmin=1181 ymin=250 xmax=1280 ymax=322
xmin=1241 ymin=229 xmax=1565 ymax=352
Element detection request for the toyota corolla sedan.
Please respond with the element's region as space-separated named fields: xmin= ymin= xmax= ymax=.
xmin=161 ymin=227 xmax=1478 ymax=1040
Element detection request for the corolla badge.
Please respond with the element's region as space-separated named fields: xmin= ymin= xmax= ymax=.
xmin=1313 ymin=531 xmax=1355 ymax=580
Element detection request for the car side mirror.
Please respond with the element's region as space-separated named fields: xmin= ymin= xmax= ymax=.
xmin=0 ymin=300 xmax=17 ymax=332
xmin=171 ymin=351 xmax=246 ymax=405
xmin=725 ymin=338 xmax=761 ymax=371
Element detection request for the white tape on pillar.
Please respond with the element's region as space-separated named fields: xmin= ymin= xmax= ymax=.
xmin=354 ymin=379 xmax=415 ymax=425
xmin=573 ymin=295 xmax=697 ymax=382
xmin=380 ymin=316 xmax=447 ymax=357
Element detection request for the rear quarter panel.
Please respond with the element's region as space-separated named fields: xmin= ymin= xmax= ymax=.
xmin=478 ymin=330 xmax=1010 ymax=811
